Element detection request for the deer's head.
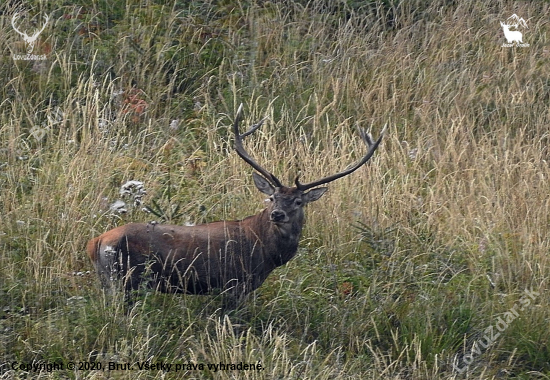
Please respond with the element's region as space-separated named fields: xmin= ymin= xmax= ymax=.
xmin=252 ymin=172 xmax=327 ymax=225
xmin=233 ymin=104 xmax=385 ymax=229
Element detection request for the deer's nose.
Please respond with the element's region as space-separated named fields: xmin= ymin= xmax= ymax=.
xmin=270 ymin=210 xmax=287 ymax=222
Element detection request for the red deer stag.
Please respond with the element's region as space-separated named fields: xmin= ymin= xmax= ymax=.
xmin=87 ymin=105 xmax=385 ymax=302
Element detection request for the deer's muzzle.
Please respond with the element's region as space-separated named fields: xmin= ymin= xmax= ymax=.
xmin=270 ymin=210 xmax=288 ymax=223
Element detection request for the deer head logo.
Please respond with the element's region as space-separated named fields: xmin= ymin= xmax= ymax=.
xmin=11 ymin=12 xmax=50 ymax=54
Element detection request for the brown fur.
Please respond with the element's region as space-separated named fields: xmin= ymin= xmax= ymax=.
xmin=86 ymin=180 xmax=324 ymax=300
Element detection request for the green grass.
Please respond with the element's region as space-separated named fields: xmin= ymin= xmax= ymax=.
xmin=1 ymin=0 xmax=549 ymax=378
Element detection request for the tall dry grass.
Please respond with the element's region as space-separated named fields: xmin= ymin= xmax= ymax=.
xmin=1 ymin=0 xmax=549 ymax=378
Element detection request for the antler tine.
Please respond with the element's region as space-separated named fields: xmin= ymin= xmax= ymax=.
xmin=240 ymin=117 xmax=267 ymax=138
xmin=295 ymin=125 xmax=386 ymax=191
xmin=233 ymin=103 xmax=283 ymax=188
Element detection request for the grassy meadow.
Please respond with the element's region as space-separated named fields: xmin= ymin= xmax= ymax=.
xmin=1 ymin=0 xmax=549 ymax=378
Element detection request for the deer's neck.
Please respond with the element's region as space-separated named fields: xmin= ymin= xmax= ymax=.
xmin=250 ymin=208 xmax=304 ymax=267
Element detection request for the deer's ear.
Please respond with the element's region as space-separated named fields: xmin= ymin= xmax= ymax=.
xmin=253 ymin=172 xmax=275 ymax=195
xmin=303 ymin=187 xmax=328 ymax=203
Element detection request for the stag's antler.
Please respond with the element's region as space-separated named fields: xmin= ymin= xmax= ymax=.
xmin=233 ymin=104 xmax=283 ymax=188
xmin=234 ymin=104 xmax=385 ymax=191
xmin=294 ymin=125 xmax=386 ymax=191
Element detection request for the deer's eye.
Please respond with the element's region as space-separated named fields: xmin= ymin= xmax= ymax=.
xmin=265 ymin=196 xmax=274 ymax=202
xmin=295 ymin=199 xmax=302 ymax=206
